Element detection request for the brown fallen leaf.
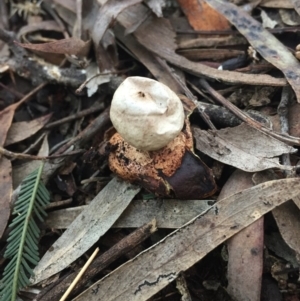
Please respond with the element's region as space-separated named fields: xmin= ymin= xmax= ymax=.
xmin=5 ymin=113 xmax=52 ymax=146
xmin=72 ymin=178 xmax=300 ymax=301
xmin=204 ymin=0 xmax=300 ymax=102
xmin=177 ymin=0 xmax=230 ymax=30
xmin=218 ymin=170 xmax=263 ymax=301
xmin=15 ymin=38 xmax=91 ymax=57
xmin=194 ymin=123 xmax=296 ymax=172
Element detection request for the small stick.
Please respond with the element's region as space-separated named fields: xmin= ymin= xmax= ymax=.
xmin=0 ymin=82 xmax=24 ymax=98
xmin=59 ymin=247 xmax=100 ymax=301
xmin=199 ymin=79 xmax=300 ymax=145
xmin=45 ymin=103 xmax=105 ymax=129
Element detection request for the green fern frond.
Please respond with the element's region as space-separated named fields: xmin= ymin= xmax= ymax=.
xmin=0 ymin=164 xmax=50 ymax=301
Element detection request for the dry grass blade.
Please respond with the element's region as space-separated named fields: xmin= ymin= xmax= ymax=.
xmin=73 ymin=178 xmax=300 ymax=301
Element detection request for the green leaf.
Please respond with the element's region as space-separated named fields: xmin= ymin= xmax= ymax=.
xmin=0 ymin=163 xmax=50 ymax=301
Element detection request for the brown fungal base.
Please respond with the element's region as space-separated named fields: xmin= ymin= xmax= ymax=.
xmin=108 ymin=130 xmax=217 ymax=200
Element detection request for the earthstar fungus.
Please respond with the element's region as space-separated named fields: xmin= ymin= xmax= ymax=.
xmin=110 ymin=77 xmax=185 ymax=151
xmin=108 ymin=77 xmax=217 ymax=199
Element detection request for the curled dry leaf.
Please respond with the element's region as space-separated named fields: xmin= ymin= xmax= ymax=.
xmin=108 ymin=123 xmax=217 ymax=199
xmin=15 ymin=38 xmax=91 ymax=57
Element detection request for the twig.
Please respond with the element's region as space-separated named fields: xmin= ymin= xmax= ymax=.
xmin=75 ymin=0 xmax=82 ymax=39
xmin=59 ymin=247 xmax=99 ymax=301
xmin=0 ymin=82 xmax=24 ymax=98
xmin=36 ymin=220 xmax=157 ymax=301
xmin=53 ymin=107 xmax=110 ymax=155
xmin=0 ymin=27 xmax=86 ymax=87
xmin=75 ymin=66 xmax=135 ymax=94
xmin=176 ymin=26 xmax=300 ymax=35
xmin=199 ymin=79 xmax=300 ymax=145
xmin=12 ymin=82 xmax=47 ymax=110
xmin=0 ymin=146 xmax=84 ymax=161
xmin=45 ymin=198 xmax=73 ymax=210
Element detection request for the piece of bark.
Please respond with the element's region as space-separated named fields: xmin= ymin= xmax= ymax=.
xmin=218 ymin=170 xmax=263 ymax=301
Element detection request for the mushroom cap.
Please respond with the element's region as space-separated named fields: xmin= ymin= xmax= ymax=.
xmin=110 ymin=76 xmax=185 ymax=151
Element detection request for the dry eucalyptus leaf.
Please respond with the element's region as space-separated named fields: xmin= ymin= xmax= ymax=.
xmin=204 ymin=0 xmax=300 ymax=102
xmin=272 ymin=201 xmax=300 ymax=256
xmin=45 ymin=199 xmax=213 ymax=229
xmin=73 ymin=178 xmax=300 ymax=301
xmin=194 ymin=123 xmax=296 ymax=172
xmin=31 ymin=177 xmax=140 ymax=285
xmin=5 ymin=113 xmax=51 ymax=146
xmin=16 ymin=38 xmax=91 ymax=57
xmin=218 ymin=170 xmax=263 ymax=301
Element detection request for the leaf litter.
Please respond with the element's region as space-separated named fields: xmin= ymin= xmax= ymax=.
xmin=1 ymin=0 xmax=300 ymax=301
